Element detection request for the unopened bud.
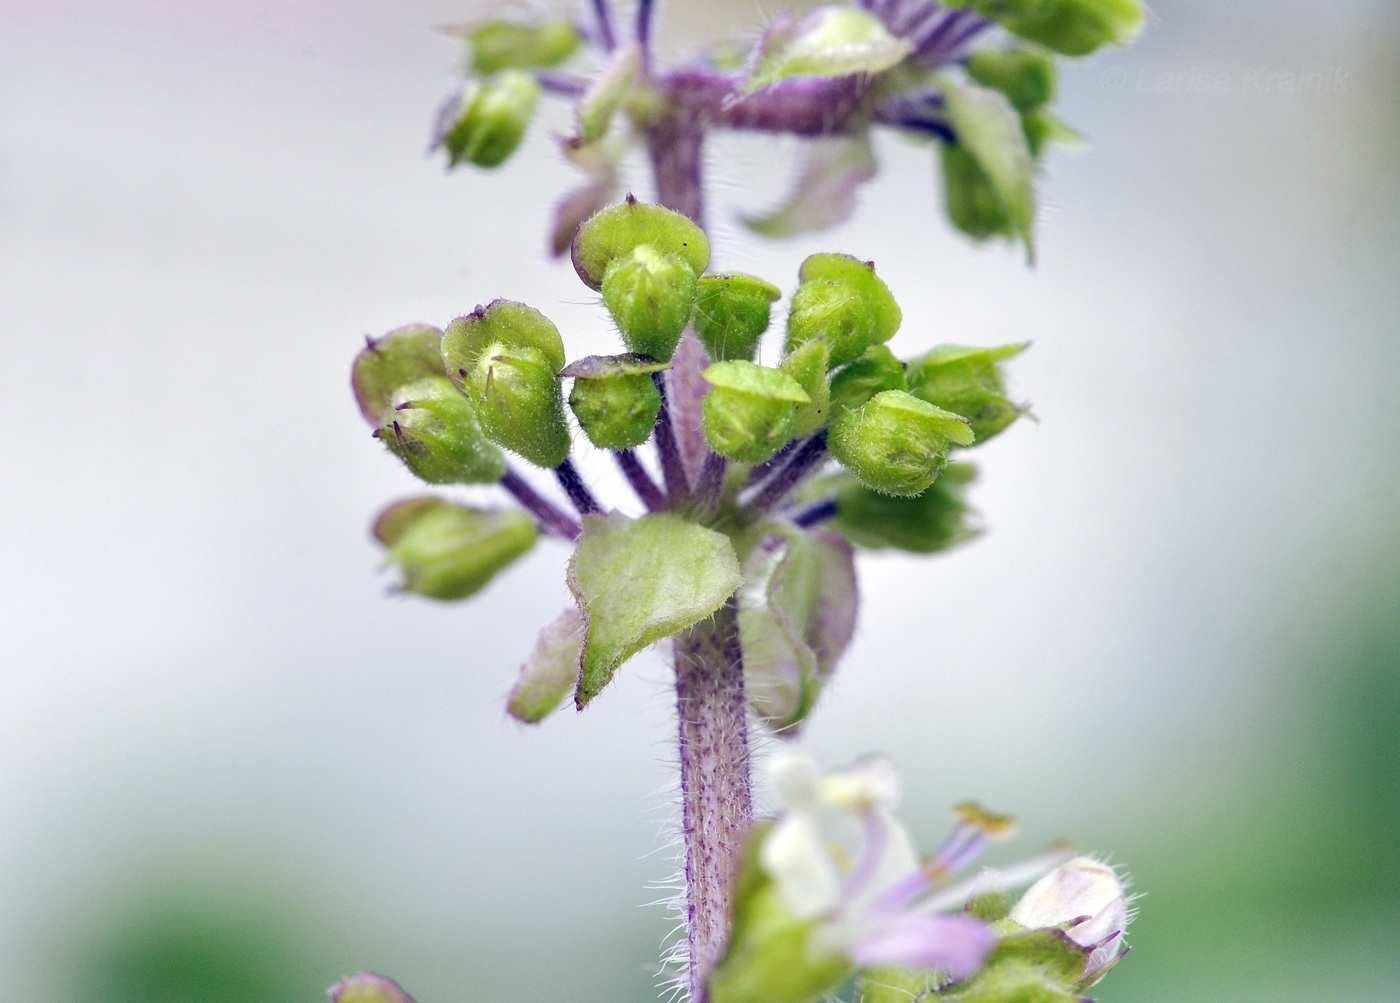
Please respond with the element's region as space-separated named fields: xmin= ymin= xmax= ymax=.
xmin=829 ymin=390 xmax=974 ymax=496
xmin=352 ymin=324 xmax=445 ymax=425
xmin=562 ymin=353 xmax=668 ymax=451
xmin=571 ymin=196 xmax=710 ymax=291
xmin=600 ymin=244 xmax=698 ymax=361
xmin=780 ymin=337 xmax=832 ymax=439
xmin=328 ymin=972 xmax=417 ymax=1003
xmin=465 ymin=19 xmax=580 ymax=75
xmin=833 ymin=463 xmax=978 ymax=553
xmin=375 ymin=377 xmax=505 ymax=484
xmin=435 ymin=70 xmax=540 ymax=169
xmin=949 ymin=0 xmax=1145 ymax=57
xmin=373 ymin=497 xmax=538 ymax=601
xmin=785 ymin=253 xmax=901 ymax=369
xmin=905 ymin=343 xmax=1027 ymax=444
xmin=1009 ymin=857 xmax=1130 ymax=986
xmin=442 ymin=300 xmax=570 ymax=468
xmin=703 ymin=361 xmax=811 ymax=464
xmin=966 ymin=46 xmax=1058 ymax=113
xmin=828 ymin=345 xmax=905 ymax=416
xmin=941 ymin=144 xmax=1015 ymax=242
xmin=693 ymin=272 xmax=782 ymax=362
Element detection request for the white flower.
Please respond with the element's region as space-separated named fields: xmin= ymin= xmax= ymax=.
xmin=759 ymin=754 xmax=995 ymax=979
xmin=1009 ymin=856 xmax=1132 ymax=984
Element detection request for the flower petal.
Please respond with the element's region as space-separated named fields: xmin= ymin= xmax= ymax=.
xmin=849 ymin=912 xmax=994 ymax=978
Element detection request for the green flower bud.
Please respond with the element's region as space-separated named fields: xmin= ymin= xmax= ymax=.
xmin=832 ymin=464 xmax=978 ymax=553
xmin=780 ymin=337 xmax=832 ymax=439
xmin=828 ymin=345 xmax=905 ymax=416
xmin=466 ymin=19 xmax=580 ymax=75
xmin=702 ymin=361 xmax=811 ymax=464
xmin=373 ymin=497 xmax=538 ymax=601
xmin=600 ymin=244 xmax=698 ymax=361
xmin=375 ymin=376 xmax=505 ymax=484
xmin=352 ymin=323 xmax=445 ymax=425
xmin=437 ymin=70 xmax=540 ymax=169
xmin=785 ymin=253 xmax=901 ymax=369
xmin=947 ymin=0 xmax=1146 ymax=57
xmin=934 ymin=929 xmax=1088 ymax=1003
xmin=905 ymin=342 xmax=1027 ymax=444
xmin=829 ymin=390 xmax=974 ymax=496
xmin=562 ymin=353 xmax=669 ymax=451
xmin=941 ymin=143 xmax=1016 ymax=242
xmin=966 ymin=46 xmax=1058 ymax=113
xmin=442 ymin=300 xmax=570 ymax=468
xmin=570 ymin=196 xmax=710 ymax=291
xmin=693 ymin=272 xmax=782 ymax=362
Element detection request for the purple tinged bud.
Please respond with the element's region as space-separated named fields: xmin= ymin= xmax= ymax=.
xmin=1009 ymin=856 xmax=1131 ymax=985
xmin=327 ymin=972 xmax=417 ymax=1003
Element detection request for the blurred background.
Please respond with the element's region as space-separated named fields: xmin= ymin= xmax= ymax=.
xmin=2 ymin=0 xmax=1397 ymax=1000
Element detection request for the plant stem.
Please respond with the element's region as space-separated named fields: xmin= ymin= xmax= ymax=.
xmin=652 ymin=371 xmax=692 ymax=504
xmin=746 ymin=432 xmax=829 ymax=513
xmin=615 ymin=449 xmax=667 ymax=511
xmin=554 ymin=457 xmax=602 ymax=516
xmin=501 ymin=467 xmax=581 ymax=540
xmin=673 ymin=597 xmax=753 ymax=1003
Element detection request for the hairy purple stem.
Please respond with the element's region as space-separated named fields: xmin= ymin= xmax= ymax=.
xmin=693 ymin=451 xmax=727 ymax=516
xmin=646 ymin=111 xmax=706 ymax=226
xmin=792 ymin=496 xmax=839 ymax=528
xmin=651 ymin=371 xmax=691 ymax=504
xmin=501 ymin=467 xmax=581 ymax=540
xmin=636 ymin=0 xmax=657 ymax=73
xmin=745 ymin=439 xmax=799 ymax=486
xmin=615 ymin=448 xmax=667 ymax=512
xmin=673 ymin=598 xmax=753 ymax=1003
xmin=746 ymin=433 xmax=829 ymax=513
xmin=554 ymin=457 xmax=602 ymax=516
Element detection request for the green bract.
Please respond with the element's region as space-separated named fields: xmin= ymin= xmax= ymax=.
xmin=442 ymin=300 xmax=570 ymax=468
xmin=935 ymin=929 xmax=1089 ymax=1003
xmin=744 ymin=7 xmax=912 ymax=93
xmin=374 ymin=498 xmax=538 ymax=601
xmin=568 ymin=513 xmax=741 ymax=708
xmin=830 ymin=390 xmax=974 ymax=496
xmin=785 ymin=253 xmax=901 ymax=369
xmin=828 ymin=345 xmax=906 ymax=415
xmin=601 ymin=244 xmax=698 ymax=361
xmin=562 ymin=353 xmax=668 ymax=451
xmin=739 ymin=528 xmax=857 ymax=734
xmin=859 ymin=968 xmax=943 ymax=1003
xmin=507 ymin=607 xmax=586 ymax=724
xmin=948 ymin=0 xmax=1146 ymax=57
xmin=832 ymin=464 xmax=979 ymax=553
xmin=905 ymin=343 xmax=1028 ymax=443
xmin=375 ymin=376 xmax=505 ymax=485
xmin=966 ymin=45 xmax=1058 ymax=113
xmin=439 ymin=70 xmax=540 ymax=169
xmin=939 ymin=77 xmax=1036 ymax=254
xmin=780 ymin=338 xmax=833 ymax=439
xmin=571 ymin=197 xmax=710 ymax=291
xmin=467 ymin=19 xmax=581 ymax=75
xmin=693 ymin=272 xmax=782 ymax=362
xmin=352 ymin=323 xmax=446 ymax=425
xmin=702 ymin=361 xmax=811 ymax=464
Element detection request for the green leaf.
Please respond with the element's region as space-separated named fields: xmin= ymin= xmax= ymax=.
xmin=746 ymin=135 xmax=878 ymax=238
xmin=507 ymin=608 xmax=586 ymax=723
xmin=939 ymin=77 xmax=1037 ymax=256
xmin=568 ymin=513 xmax=742 ymax=707
xmin=744 ymin=7 xmax=913 ymax=93
xmin=740 ymin=528 xmax=858 ymax=734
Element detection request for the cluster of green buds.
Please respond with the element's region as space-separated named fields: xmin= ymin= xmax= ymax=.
xmin=433 ymin=0 xmax=1142 ymax=257
xmin=352 ymin=198 xmax=1028 ymax=733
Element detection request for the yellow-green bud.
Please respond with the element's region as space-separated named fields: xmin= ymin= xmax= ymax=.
xmin=571 ymin=196 xmax=710 ymax=291
xmin=562 ymin=353 xmax=669 ymax=451
xmin=905 ymin=343 xmax=1027 ymax=444
xmin=828 ymin=345 xmax=905 ymax=416
xmin=966 ymin=46 xmax=1058 ymax=113
xmin=947 ymin=0 xmax=1145 ymax=57
xmin=375 ymin=376 xmax=505 ymax=484
xmin=373 ymin=497 xmax=538 ymax=601
xmin=702 ymin=361 xmax=811 ymax=464
xmin=352 ymin=324 xmax=445 ymax=425
xmin=437 ymin=70 xmax=540 ymax=169
xmin=829 ymin=390 xmax=974 ymax=496
xmin=780 ymin=337 xmax=832 ymax=439
xmin=466 ymin=19 xmax=580 ymax=75
xmin=785 ymin=253 xmax=901 ymax=369
xmin=442 ymin=300 xmax=570 ymax=468
xmin=693 ymin=272 xmax=782 ymax=362
xmin=600 ymin=244 xmax=698 ymax=361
